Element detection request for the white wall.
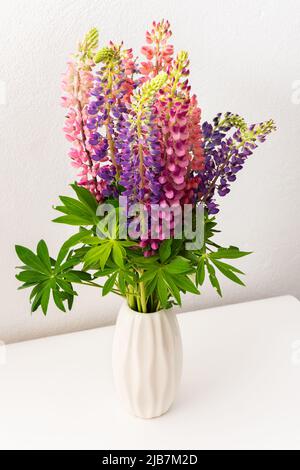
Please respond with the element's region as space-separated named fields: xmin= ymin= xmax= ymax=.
xmin=1 ymin=0 xmax=299 ymax=344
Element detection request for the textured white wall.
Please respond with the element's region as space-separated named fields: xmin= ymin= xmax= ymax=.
xmin=1 ymin=0 xmax=300 ymax=343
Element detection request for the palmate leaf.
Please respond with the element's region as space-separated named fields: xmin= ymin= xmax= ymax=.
xmin=84 ymin=243 xmax=112 ymax=270
xmin=15 ymin=245 xmax=50 ymax=274
xmin=55 ymin=229 xmax=91 ymax=269
xmin=112 ymin=243 xmax=125 ymax=268
xmin=84 ymin=239 xmax=129 ymax=271
xmin=52 ymin=183 xmax=99 ymax=226
xmin=210 ymin=259 xmax=245 ymax=286
xmin=138 ymin=254 xmax=198 ymax=308
xmin=15 ymin=233 xmax=93 ymax=315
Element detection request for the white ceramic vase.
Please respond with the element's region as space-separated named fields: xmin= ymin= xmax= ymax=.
xmin=112 ymin=302 xmax=183 ymax=419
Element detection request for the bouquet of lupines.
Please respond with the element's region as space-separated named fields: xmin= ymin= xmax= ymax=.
xmin=15 ymin=21 xmax=276 ymax=314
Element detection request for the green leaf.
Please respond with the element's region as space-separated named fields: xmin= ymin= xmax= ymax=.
xmin=84 ymin=243 xmax=112 ymax=269
xmin=209 ymin=258 xmax=244 ymax=275
xmin=206 ymin=261 xmax=222 ymax=296
xmin=159 ymin=239 xmax=172 ymax=263
xmin=71 ymin=183 xmax=98 ymax=212
xmin=16 ymin=271 xmax=48 ymax=283
xmin=210 ymin=247 xmax=252 ymax=260
xmin=62 ymin=272 xmax=82 ymax=283
xmin=41 ymin=285 xmax=51 ymax=315
xmin=93 ymin=267 xmax=117 ymax=278
xmin=146 ymin=277 xmax=158 ymax=297
xmin=17 ymin=282 xmax=37 ymax=290
xmin=55 ymin=228 xmax=91 ymax=270
xmin=112 ymin=243 xmax=125 ymax=268
xmin=31 ymin=293 xmax=42 ymax=312
xmin=118 ymin=271 xmax=126 ymax=295
xmin=174 ymin=274 xmax=200 ymax=295
xmin=139 ymin=270 xmax=157 ymax=283
xmin=36 ymin=240 xmax=51 ymax=272
xmin=52 ymin=215 xmax=95 ymax=226
xmin=165 ymin=256 xmax=193 ymax=275
xmin=120 ymin=240 xmax=138 ymax=247
xmin=211 ymin=259 xmax=245 ymax=286
xmin=59 ymin=196 xmax=96 ymax=219
xmin=52 ymin=289 xmax=66 ymax=312
xmin=30 ymin=282 xmax=46 ymax=301
xmin=196 ymin=257 xmax=205 ymax=286
xmin=68 ymin=270 xmax=92 ymax=281
xmin=157 ymin=272 xmax=168 ymax=308
xmin=15 ymin=245 xmax=49 ymax=274
xmin=163 ymin=271 xmax=182 ymax=306
xmin=102 ymin=272 xmax=117 ymax=296
xmin=56 ymin=279 xmax=77 ymax=296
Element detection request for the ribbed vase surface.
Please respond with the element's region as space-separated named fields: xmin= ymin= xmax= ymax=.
xmin=112 ymin=303 xmax=183 ymax=419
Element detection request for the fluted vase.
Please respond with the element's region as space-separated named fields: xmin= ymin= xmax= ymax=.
xmin=112 ymin=302 xmax=183 ymax=419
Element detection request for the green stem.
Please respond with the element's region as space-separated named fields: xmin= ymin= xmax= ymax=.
xmin=139 ymin=280 xmax=147 ymax=313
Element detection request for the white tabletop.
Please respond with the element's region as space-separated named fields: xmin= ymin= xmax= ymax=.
xmin=0 ymin=295 xmax=300 ymax=450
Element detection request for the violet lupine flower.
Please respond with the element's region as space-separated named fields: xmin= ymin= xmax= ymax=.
xmin=86 ymin=44 xmax=136 ymax=198
xmin=200 ymin=113 xmax=276 ymax=213
xmin=61 ymin=29 xmax=108 ymax=201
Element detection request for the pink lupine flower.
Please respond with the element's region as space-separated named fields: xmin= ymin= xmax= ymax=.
xmin=140 ymin=20 xmax=174 ymax=80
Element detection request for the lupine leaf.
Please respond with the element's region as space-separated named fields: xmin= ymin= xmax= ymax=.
xmin=118 ymin=271 xmax=126 ymax=295
xmin=16 ymin=271 xmax=48 ymax=283
xmin=206 ymin=261 xmax=222 ymax=296
xmin=15 ymin=245 xmax=49 ymax=274
xmin=52 ymin=215 xmax=95 ymax=226
xmin=55 ymin=229 xmax=91 ymax=269
xmin=209 ymin=258 xmax=244 ymax=275
xmin=159 ymin=239 xmax=172 ymax=263
xmin=210 ymin=247 xmax=252 ymax=259
xmin=165 ymin=256 xmax=193 ymax=274
xmin=93 ymin=267 xmax=118 ymax=278
xmin=157 ymin=272 xmax=168 ymax=308
xmin=84 ymin=243 xmax=112 ymax=269
xmin=59 ymin=196 xmax=94 ymax=218
xmin=211 ymin=259 xmax=245 ymax=286
xmin=196 ymin=257 xmax=205 ymax=286
xmin=70 ymin=183 xmax=98 ymax=212
xmin=52 ymin=289 xmax=66 ymax=312
xmin=41 ymin=285 xmax=51 ymax=315
xmin=174 ymin=274 xmax=200 ymax=295
xmin=102 ymin=272 xmax=117 ymax=296
xmin=163 ymin=271 xmax=182 ymax=306
xmin=112 ymin=243 xmax=125 ymax=268
xmin=37 ymin=240 xmax=51 ymax=272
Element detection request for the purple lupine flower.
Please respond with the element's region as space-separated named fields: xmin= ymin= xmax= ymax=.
xmin=199 ymin=113 xmax=276 ymax=213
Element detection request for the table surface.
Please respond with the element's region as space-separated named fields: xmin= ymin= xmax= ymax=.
xmin=0 ymin=295 xmax=300 ymax=450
